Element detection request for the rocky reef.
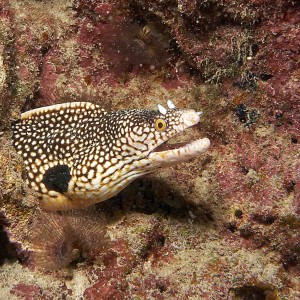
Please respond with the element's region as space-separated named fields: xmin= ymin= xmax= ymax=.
xmin=0 ymin=0 xmax=299 ymax=299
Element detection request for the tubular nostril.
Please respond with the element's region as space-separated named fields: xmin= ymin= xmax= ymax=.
xmin=167 ymin=99 xmax=176 ymax=109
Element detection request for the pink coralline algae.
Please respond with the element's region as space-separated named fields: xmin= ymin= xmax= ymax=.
xmin=0 ymin=0 xmax=300 ymax=299
xmin=83 ymin=239 xmax=134 ymax=300
xmin=10 ymin=284 xmax=42 ymax=300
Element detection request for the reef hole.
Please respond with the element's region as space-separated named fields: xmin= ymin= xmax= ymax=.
xmin=233 ymin=285 xmax=277 ymax=300
xmin=0 ymin=218 xmax=18 ymax=265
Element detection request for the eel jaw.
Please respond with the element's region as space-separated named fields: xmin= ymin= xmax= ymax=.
xmin=147 ymin=109 xmax=210 ymax=168
xmin=148 ymin=137 xmax=210 ymax=167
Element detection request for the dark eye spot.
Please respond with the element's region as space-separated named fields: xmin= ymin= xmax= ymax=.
xmin=42 ymin=164 xmax=71 ymax=194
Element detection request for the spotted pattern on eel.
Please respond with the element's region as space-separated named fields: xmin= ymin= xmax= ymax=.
xmin=12 ymin=101 xmax=210 ymax=211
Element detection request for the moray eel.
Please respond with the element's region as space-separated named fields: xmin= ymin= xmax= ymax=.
xmin=12 ymin=100 xmax=210 ymax=211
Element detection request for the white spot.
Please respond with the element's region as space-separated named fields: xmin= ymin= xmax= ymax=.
xmin=104 ymin=161 xmax=111 ymax=169
xmin=97 ymin=164 xmax=104 ymax=173
xmin=36 ymin=174 xmax=43 ymax=183
xmin=91 ymin=161 xmax=98 ymax=168
xmin=49 ymin=190 xmax=58 ymax=196
xmin=41 ymin=184 xmax=48 ymax=193
xmin=32 ymin=165 xmax=38 ymax=173
xmin=82 ymin=166 xmax=87 ymax=174
xmin=88 ymin=170 xmax=94 ymax=179
xmin=80 ymin=176 xmax=88 ymax=183
xmin=102 ymin=177 xmax=110 ymax=184
xmin=111 ymin=157 xmax=118 ymax=164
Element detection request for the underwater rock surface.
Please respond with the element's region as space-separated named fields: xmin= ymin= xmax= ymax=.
xmin=0 ymin=0 xmax=299 ymax=299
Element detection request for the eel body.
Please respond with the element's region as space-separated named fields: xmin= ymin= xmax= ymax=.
xmin=12 ymin=101 xmax=210 ymax=211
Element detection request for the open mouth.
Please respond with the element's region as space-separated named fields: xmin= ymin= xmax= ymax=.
xmin=152 ymin=141 xmax=189 ymax=152
xmin=151 ymin=125 xmax=200 ymax=153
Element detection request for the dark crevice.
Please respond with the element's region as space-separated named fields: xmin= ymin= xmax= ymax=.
xmin=259 ymin=73 xmax=274 ymax=81
xmin=233 ymin=285 xmax=276 ymax=300
xmin=291 ymin=137 xmax=298 ymax=144
xmin=234 ymin=209 xmax=243 ymax=219
xmin=251 ymin=213 xmax=276 ymax=225
xmin=0 ymin=214 xmax=19 ymax=265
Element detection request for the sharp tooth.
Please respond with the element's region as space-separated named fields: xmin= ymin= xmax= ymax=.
xmin=196 ymin=111 xmax=203 ymax=116
xmin=167 ymin=99 xmax=176 ymax=109
xmin=157 ymin=104 xmax=167 ymax=115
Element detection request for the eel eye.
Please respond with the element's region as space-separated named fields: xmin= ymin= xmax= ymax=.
xmin=155 ymin=119 xmax=167 ymax=131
